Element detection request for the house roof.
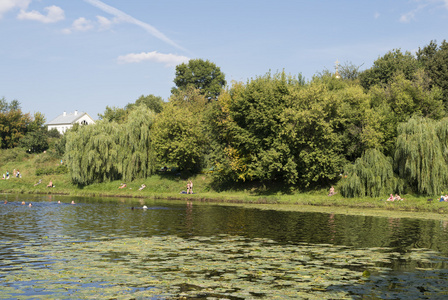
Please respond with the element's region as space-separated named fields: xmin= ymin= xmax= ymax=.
xmin=47 ymin=111 xmax=92 ymax=125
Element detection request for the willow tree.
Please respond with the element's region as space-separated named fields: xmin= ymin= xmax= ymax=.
xmin=65 ymin=106 xmax=156 ymax=185
xmin=119 ymin=106 xmax=156 ymax=181
xmin=65 ymin=120 xmax=120 ymax=185
xmin=395 ymin=117 xmax=448 ymax=195
xmin=340 ymin=149 xmax=401 ymax=197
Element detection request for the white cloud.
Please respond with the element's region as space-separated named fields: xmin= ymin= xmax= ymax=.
xmin=399 ymin=10 xmax=416 ymax=23
xmin=83 ymin=0 xmax=185 ymax=51
xmin=0 ymin=0 xmax=31 ymax=19
xmin=117 ymin=51 xmax=190 ymax=67
xmin=398 ymin=1 xmax=448 ymax=23
xmin=62 ymin=17 xmax=94 ymax=34
xmin=96 ymin=15 xmax=113 ymax=30
xmin=17 ymin=5 xmax=64 ymax=23
xmin=72 ymin=17 xmax=93 ymax=31
xmin=374 ymin=12 xmax=380 ymax=19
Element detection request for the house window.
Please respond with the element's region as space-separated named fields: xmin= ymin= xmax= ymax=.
xmin=81 ymin=120 xmax=88 ymax=125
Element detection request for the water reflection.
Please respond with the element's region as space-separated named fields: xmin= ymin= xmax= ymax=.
xmin=2 ymin=195 xmax=448 ymax=263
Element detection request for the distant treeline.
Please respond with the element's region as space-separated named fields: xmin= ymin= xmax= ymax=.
xmin=4 ymin=41 xmax=448 ymax=196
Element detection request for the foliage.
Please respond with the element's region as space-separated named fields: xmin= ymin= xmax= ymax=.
xmin=19 ymin=130 xmax=49 ymax=153
xmin=0 ymin=98 xmax=32 ymax=149
xmin=152 ymin=88 xmax=208 ymax=172
xmin=119 ymin=106 xmax=156 ymax=181
xmin=97 ymin=105 xmax=128 ymax=123
xmin=0 ymin=147 xmax=29 ymax=165
xmin=5 ymin=234 xmax=448 ymax=299
xmin=338 ymin=61 xmax=362 ymax=80
xmin=394 ymin=117 xmax=448 ymax=195
xmin=65 ymin=106 xmax=156 ymax=185
xmin=38 ymin=42 xmax=448 ymax=195
xmin=65 ymin=120 xmax=120 ymax=185
xmin=53 ymin=132 xmax=67 ymax=156
xmin=126 ymin=94 xmax=164 ymax=113
xmin=47 ymin=128 xmax=61 ymax=139
xmin=35 ymin=165 xmax=68 ymax=176
xmin=333 ymin=83 xmax=383 ymax=159
xmin=211 ymin=72 xmax=346 ymax=188
xmin=340 ymin=149 xmax=402 ymax=197
xmin=417 ymin=40 xmax=448 ymax=105
xmin=359 ymin=49 xmax=420 ymax=90
xmin=172 ymin=59 xmax=226 ymax=100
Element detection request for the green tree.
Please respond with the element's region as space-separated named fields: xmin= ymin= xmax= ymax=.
xmin=119 ymin=106 xmax=156 ymax=181
xmin=417 ymin=40 xmax=448 ymax=105
xmin=359 ymin=49 xmax=419 ymax=90
xmin=172 ymin=59 xmax=226 ymax=100
xmin=339 ymin=61 xmax=362 ymax=80
xmin=65 ymin=106 xmax=157 ymax=185
xmin=331 ymin=83 xmax=378 ymax=160
xmin=394 ymin=117 xmax=448 ymax=195
xmin=340 ymin=149 xmax=402 ymax=197
xmin=65 ymin=120 xmax=120 ymax=185
xmin=152 ymin=88 xmax=208 ymax=172
xmin=0 ymin=98 xmax=32 ymax=149
xmin=211 ymin=72 xmax=346 ymax=188
xmin=126 ymin=94 xmax=164 ymax=114
xmin=27 ymin=112 xmax=46 ymax=133
xmin=98 ymin=106 xmax=128 ymax=123
xmin=19 ymin=130 xmax=49 ymax=153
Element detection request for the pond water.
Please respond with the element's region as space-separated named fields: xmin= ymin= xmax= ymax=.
xmin=1 ymin=194 xmax=448 ymax=299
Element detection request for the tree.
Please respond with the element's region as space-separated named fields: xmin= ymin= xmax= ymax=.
xmin=359 ymin=49 xmax=420 ymax=90
xmin=340 ymin=149 xmax=402 ymax=197
xmin=98 ymin=106 xmax=128 ymax=123
xmin=0 ymin=98 xmax=32 ymax=149
xmin=339 ymin=61 xmax=362 ymax=80
xmin=65 ymin=106 xmax=156 ymax=185
xmin=152 ymin=88 xmax=208 ymax=172
xmin=394 ymin=117 xmax=448 ymax=195
xmin=417 ymin=40 xmax=448 ymax=105
xmin=210 ymin=71 xmax=346 ymax=188
xmin=126 ymin=94 xmax=164 ymax=114
xmin=171 ymin=59 xmax=226 ymax=100
xmin=19 ymin=130 xmax=49 ymax=153
xmin=27 ymin=112 xmax=46 ymax=133
xmin=119 ymin=106 xmax=156 ymax=181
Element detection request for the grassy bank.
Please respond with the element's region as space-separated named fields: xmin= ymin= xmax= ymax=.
xmin=1 ymin=150 xmax=448 ymax=217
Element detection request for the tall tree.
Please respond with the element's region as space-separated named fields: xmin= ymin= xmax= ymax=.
xmin=98 ymin=106 xmax=128 ymax=123
xmin=152 ymin=88 xmax=208 ymax=172
xmin=119 ymin=106 xmax=156 ymax=181
xmin=340 ymin=149 xmax=402 ymax=197
xmin=417 ymin=40 xmax=448 ymax=105
xmin=211 ymin=72 xmax=346 ymax=188
xmin=394 ymin=117 xmax=448 ymax=195
xmin=0 ymin=98 xmax=32 ymax=149
xmin=171 ymin=59 xmax=226 ymax=100
xmin=359 ymin=49 xmax=419 ymax=90
xmin=126 ymin=94 xmax=164 ymax=114
xmin=65 ymin=106 xmax=156 ymax=185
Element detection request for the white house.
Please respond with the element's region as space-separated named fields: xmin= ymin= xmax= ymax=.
xmin=47 ymin=110 xmax=95 ymax=134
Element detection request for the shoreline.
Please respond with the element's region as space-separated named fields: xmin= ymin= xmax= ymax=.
xmin=2 ymin=188 xmax=448 ymax=221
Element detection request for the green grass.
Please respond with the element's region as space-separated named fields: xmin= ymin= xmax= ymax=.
xmin=1 ymin=149 xmax=448 ymax=216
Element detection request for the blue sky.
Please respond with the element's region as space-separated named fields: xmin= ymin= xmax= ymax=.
xmin=1 ymin=0 xmax=448 ymax=122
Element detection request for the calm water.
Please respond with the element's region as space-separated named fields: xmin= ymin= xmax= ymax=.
xmin=2 ymin=194 xmax=448 ymax=298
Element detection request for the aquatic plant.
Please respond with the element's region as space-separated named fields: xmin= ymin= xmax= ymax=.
xmin=2 ymin=235 xmax=448 ymax=299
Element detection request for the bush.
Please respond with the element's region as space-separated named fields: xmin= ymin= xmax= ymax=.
xmin=35 ymin=165 xmax=68 ymax=176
